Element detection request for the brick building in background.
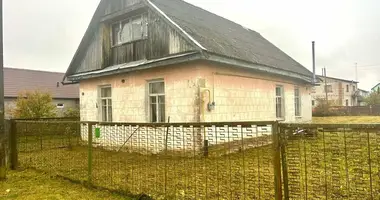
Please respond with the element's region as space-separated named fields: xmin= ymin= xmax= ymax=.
xmin=63 ymin=0 xmax=314 ymax=123
xmin=4 ymin=68 xmax=79 ymax=118
xmin=312 ymin=75 xmax=360 ymax=107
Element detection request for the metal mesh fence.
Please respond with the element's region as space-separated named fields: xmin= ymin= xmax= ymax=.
xmin=279 ymin=124 xmax=380 ymax=199
xmin=13 ymin=120 xmax=277 ymax=199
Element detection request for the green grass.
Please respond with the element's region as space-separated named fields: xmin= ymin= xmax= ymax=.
xmin=14 ymin=118 xmax=380 ymax=199
xmin=0 ymin=169 xmax=131 ymax=200
xmin=313 ymin=116 xmax=380 ymax=123
xmin=18 ymin=135 xmax=275 ymax=200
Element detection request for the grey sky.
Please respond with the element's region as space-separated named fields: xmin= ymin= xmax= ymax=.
xmin=4 ymin=0 xmax=380 ymax=90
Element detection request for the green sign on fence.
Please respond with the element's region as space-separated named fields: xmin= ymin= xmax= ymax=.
xmin=95 ymin=128 xmax=101 ymax=138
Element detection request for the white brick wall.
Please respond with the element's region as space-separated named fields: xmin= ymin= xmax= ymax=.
xmin=199 ymin=64 xmax=312 ymax=123
xmin=78 ymin=62 xmax=312 ymax=151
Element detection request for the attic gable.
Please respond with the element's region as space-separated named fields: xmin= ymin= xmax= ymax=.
xmin=65 ymin=0 xmax=199 ymax=79
xmin=65 ymin=0 xmax=313 ymax=83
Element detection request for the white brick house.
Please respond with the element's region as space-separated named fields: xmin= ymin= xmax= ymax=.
xmin=63 ymin=0 xmax=314 ymax=152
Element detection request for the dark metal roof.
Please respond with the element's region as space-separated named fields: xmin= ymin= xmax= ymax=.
xmin=5 ymin=68 xmax=79 ymax=99
xmin=65 ymin=0 xmax=313 ymax=81
xmin=150 ymin=0 xmax=313 ymax=77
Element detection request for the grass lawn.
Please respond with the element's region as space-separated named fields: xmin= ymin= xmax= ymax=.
xmin=12 ymin=117 xmax=380 ymax=199
xmin=313 ymin=116 xmax=380 ymax=123
xmin=0 ymin=169 xmax=132 ymax=200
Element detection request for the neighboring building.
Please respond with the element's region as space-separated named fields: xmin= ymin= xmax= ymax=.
xmin=63 ymin=0 xmax=314 ymax=124
xmin=5 ymin=68 xmax=79 ymax=118
xmin=357 ymin=89 xmax=370 ymax=106
xmin=371 ymin=83 xmax=380 ymax=94
xmin=312 ymin=75 xmax=358 ymax=107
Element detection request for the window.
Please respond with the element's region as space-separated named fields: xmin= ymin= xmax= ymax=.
xmin=312 ymin=100 xmax=315 ymax=106
xmin=345 ymin=99 xmax=349 ymax=106
xmin=324 ymin=85 xmax=333 ymax=93
xmin=112 ymin=14 xmax=147 ymax=46
xmin=294 ymin=87 xmax=301 ymax=116
xmin=276 ymin=86 xmax=284 ymax=119
xmin=56 ymin=103 xmax=64 ymax=109
xmin=100 ymin=86 xmax=112 ymax=122
xmin=353 ymin=86 xmax=356 ymax=91
xmin=346 ymin=85 xmax=349 ymax=92
xmin=149 ymin=81 xmax=165 ymax=123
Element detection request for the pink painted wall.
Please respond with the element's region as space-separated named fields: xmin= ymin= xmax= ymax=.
xmin=197 ymin=63 xmax=312 ymax=122
xmin=79 ymin=61 xmax=312 ymax=123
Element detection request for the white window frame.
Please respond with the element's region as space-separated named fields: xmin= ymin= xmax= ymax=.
xmin=276 ymin=85 xmax=285 ymax=119
xmin=294 ymin=87 xmax=301 ymax=117
xmin=99 ymin=85 xmax=112 ymax=122
xmin=111 ymin=14 xmax=148 ymax=47
xmin=148 ymin=80 xmax=165 ymax=123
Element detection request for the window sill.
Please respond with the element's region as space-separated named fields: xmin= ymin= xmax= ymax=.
xmin=276 ymin=118 xmax=285 ymax=122
xmin=295 ymin=116 xmax=302 ymax=119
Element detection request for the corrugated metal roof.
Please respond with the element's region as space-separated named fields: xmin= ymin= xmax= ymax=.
xmin=4 ymin=68 xmax=79 ymax=99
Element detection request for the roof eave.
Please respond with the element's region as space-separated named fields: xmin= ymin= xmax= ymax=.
xmin=206 ymin=53 xmax=314 ymax=84
xmin=67 ymin=52 xmax=202 ymax=82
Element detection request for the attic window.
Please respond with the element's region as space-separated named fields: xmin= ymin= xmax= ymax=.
xmin=111 ymin=14 xmax=148 ymax=46
xmin=57 ymin=103 xmax=65 ymax=109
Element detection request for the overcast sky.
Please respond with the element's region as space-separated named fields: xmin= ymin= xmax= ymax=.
xmin=4 ymin=0 xmax=380 ymax=90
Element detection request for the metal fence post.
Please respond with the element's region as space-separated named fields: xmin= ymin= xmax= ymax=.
xmin=280 ymin=125 xmax=289 ymax=199
xmin=87 ymin=122 xmax=94 ymax=185
xmin=9 ymin=120 xmax=18 ymax=170
xmin=272 ymin=122 xmax=282 ymax=200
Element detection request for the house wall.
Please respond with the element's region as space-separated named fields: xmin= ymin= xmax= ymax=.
xmin=79 ymin=63 xmax=201 ymax=123
xmin=312 ymin=77 xmax=358 ymax=107
xmin=198 ymin=63 xmax=312 ymax=123
xmin=4 ymin=98 xmax=79 ymax=119
xmin=79 ymin=62 xmax=312 ymax=152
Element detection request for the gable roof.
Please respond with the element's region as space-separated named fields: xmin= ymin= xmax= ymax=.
xmin=316 ymin=75 xmax=358 ymax=83
xmin=65 ymin=0 xmax=313 ymax=82
xmin=371 ymin=83 xmax=380 ymax=91
xmin=5 ymin=68 xmax=79 ymax=99
xmin=150 ymin=0 xmax=312 ymax=77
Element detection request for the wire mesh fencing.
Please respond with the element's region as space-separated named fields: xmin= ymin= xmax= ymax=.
xmin=279 ymin=123 xmax=380 ymax=200
xmin=11 ymin=120 xmax=278 ymax=199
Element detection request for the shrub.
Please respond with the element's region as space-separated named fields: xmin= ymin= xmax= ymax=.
xmin=63 ymin=108 xmax=80 ymax=118
xmin=11 ymin=90 xmax=56 ymax=119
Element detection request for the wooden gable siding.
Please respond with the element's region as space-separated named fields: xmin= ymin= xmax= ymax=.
xmin=76 ymin=28 xmax=103 ymax=73
xmin=105 ymin=0 xmax=142 ymax=16
xmin=73 ymin=3 xmax=195 ymax=75
xmin=109 ymin=10 xmax=195 ymax=66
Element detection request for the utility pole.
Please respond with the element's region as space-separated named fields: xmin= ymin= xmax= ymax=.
xmin=0 ymin=0 xmax=5 ymax=180
xmin=323 ymin=67 xmax=328 ymax=113
xmin=355 ymin=62 xmax=358 ymax=82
